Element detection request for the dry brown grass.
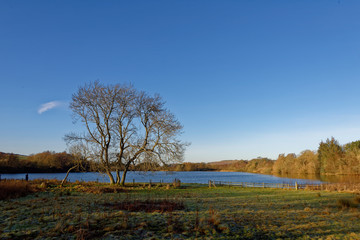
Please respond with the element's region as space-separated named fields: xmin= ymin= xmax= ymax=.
xmin=306 ymin=182 xmax=360 ymax=193
xmin=336 ymin=195 xmax=360 ymax=209
xmin=0 ymin=179 xmax=64 ymax=200
xmin=336 ymin=198 xmax=354 ymax=209
xmin=60 ymin=181 xmax=127 ymax=194
xmin=0 ymin=179 xmax=37 ymax=200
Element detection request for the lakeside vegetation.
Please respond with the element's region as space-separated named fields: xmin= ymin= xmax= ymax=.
xmin=1 ymin=180 xmax=360 ymax=239
xmin=170 ymin=138 xmax=360 ymax=177
xmin=2 ymin=138 xmax=360 ymax=180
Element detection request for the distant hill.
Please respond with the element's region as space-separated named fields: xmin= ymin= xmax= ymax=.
xmin=0 ymin=152 xmax=28 ymax=159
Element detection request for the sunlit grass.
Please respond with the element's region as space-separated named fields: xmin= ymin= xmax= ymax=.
xmin=1 ymin=181 xmax=360 ymax=239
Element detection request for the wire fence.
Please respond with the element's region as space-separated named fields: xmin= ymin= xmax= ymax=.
xmin=210 ymin=180 xmax=323 ymax=190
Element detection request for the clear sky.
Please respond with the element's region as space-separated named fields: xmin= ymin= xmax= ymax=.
xmin=1 ymin=0 xmax=360 ymax=162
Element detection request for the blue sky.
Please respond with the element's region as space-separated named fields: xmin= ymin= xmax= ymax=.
xmin=1 ymin=0 xmax=360 ymax=162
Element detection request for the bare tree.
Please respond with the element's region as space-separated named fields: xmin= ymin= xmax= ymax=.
xmin=60 ymin=143 xmax=90 ymax=187
xmin=65 ymin=82 xmax=120 ymax=184
xmin=66 ymin=82 xmax=187 ymax=185
xmin=114 ymin=91 xmax=186 ymax=185
xmin=112 ymin=85 xmax=137 ymax=184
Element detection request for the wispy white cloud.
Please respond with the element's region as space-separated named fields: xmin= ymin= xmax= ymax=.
xmin=38 ymin=101 xmax=62 ymax=114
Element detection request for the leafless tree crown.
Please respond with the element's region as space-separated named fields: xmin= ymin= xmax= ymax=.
xmin=65 ymin=81 xmax=187 ymax=184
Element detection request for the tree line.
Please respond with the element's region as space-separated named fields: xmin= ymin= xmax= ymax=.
xmin=2 ymin=137 xmax=359 ymax=176
xmin=273 ymin=137 xmax=360 ymax=175
xmin=162 ymin=137 xmax=360 ymax=176
xmin=0 ymin=151 xmax=92 ymax=173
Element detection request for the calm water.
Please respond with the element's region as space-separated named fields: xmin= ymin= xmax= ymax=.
xmin=275 ymin=173 xmax=360 ymax=183
xmin=0 ymin=171 xmax=325 ymax=185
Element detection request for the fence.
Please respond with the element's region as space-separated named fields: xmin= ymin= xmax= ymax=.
xmin=210 ymin=180 xmax=323 ymax=190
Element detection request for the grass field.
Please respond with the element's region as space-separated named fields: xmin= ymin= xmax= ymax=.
xmin=1 ymin=180 xmax=360 ymax=239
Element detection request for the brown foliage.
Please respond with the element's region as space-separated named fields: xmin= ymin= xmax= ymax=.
xmin=246 ymin=158 xmax=274 ymax=174
xmin=0 ymin=151 xmax=93 ymax=173
xmin=0 ymin=180 xmax=37 ymax=200
xmin=273 ymin=151 xmax=319 ymax=175
xmin=27 ymin=151 xmax=75 ymax=170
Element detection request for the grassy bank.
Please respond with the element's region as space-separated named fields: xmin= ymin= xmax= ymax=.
xmin=1 ymin=181 xmax=360 ymax=239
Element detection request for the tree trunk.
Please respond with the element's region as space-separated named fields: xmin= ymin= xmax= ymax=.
xmin=120 ymin=168 xmax=128 ymax=186
xmin=115 ymin=169 xmax=121 ymax=184
xmin=60 ymin=166 xmax=77 ymax=187
xmin=106 ymin=169 xmax=115 ymax=184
